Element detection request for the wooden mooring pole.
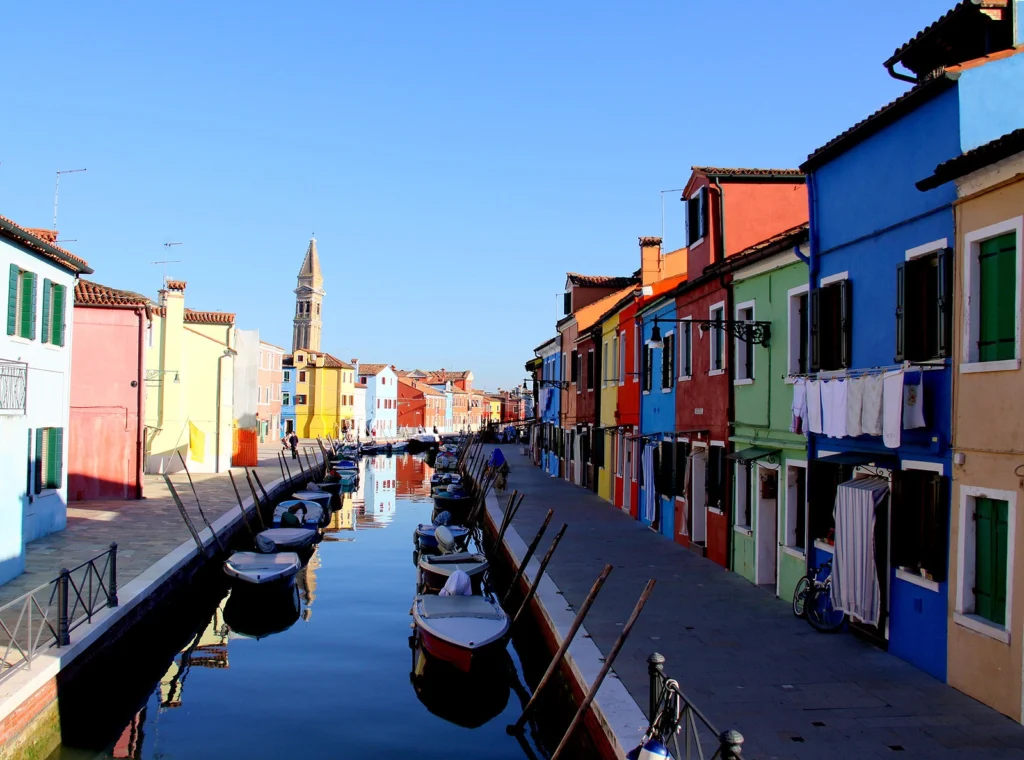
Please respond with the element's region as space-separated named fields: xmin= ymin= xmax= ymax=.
xmin=502 ymin=509 xmax=554 ymax=606
xmin=244 ymin=469 xmax=267 ymax=530
xmin=227 ymin=471 xmax=255 ymax=539
xmin=163 ymin=475 xmax=204 ymax=553
xmin=512 ymin=523 xmax=567 ymax=624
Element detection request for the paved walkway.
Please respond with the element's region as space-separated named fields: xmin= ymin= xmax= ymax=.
xmin=493 ymin=445 xmax=1024 ymax=760
xmin=0 ymin=441 xmax=323 ymax=610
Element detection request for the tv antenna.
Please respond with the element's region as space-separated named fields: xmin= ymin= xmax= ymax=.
xmin=54 ymin=168 xmax=87 ymax=230
xmin=153 ymin=242 xmax=182 ymax=286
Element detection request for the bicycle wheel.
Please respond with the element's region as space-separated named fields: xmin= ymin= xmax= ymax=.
xmin=806 ymin=587 xmax=845 ymax=633
xmin=792 ymin=576 xmax=811 ymax=618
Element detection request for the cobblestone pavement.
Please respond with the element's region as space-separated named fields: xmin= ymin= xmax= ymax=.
xmin=491 ymin=445 xmax=1024 ymax=759
xmin=0 ymin=441 xmax=323 ymax=610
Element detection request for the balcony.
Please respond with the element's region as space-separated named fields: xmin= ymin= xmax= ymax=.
xmin=0 ymin=359 xmax=28 ymax=413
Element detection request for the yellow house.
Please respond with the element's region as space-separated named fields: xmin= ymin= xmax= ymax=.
xmin=145 ymin=280 xmax=235 ymax=474
xmin=291 ymin=349 xmax=355 ymax=439
xmin=488 ymin=397 xmax=501 ymax=423
xmin=597 ymin=308 xmax=620 ymax=502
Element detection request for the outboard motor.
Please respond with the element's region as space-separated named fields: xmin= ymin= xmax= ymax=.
xmin=435 ymin=525 xmax=457 ymax=555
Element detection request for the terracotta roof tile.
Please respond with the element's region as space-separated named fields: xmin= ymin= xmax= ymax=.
xmin=917 ymin=126 xmax=1024 ymax=190
xmin=0 ymin=215 xmax=92 ymax=274
xmin=184 ymin=309 xmax=234 ymax=325
xmin=565 ymin=273 xmax=639 ymax=289
xmin=74 ymin=278 xmax=151 ymax=307
xmin=575 ymin=285 xmax=642 ymax=333
xmin=946 ymin=43 xmax=1024 ymax=71
xmin=358 ymin=363 xmax=389 ymax=376
xmin=165 ymin=280 xmax=187 ymax=291
xmin=691 ymin=166 xmax=804 ymax=179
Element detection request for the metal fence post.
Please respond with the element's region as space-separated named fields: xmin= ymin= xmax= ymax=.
xmin=647 ymin=652 xmax=665 ymax=722
xmin=719 ymin=729 xmax=744 ymax=759
xmin=57 ymin=569 xmax=70 ymax=646
xmin=107 ymin=542 xmax=119 ymax=607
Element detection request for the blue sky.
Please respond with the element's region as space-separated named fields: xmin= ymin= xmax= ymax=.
xmin=1 ymin=1 xmax=955 ymax=391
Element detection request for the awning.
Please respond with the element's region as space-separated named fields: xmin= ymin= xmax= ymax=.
xmin=726 ymin=446 xmax=780 ymax=463
xmin=816 ymin=451 xmax=895 ymax=467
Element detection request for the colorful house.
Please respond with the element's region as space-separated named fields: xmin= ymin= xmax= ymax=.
xmin=0 ymin=220 xmax=91 ymax=584
xmin=145 ymin=281 xmax=235 ymax=474
xmin=798 ymin=18 xmax=1023 ymax=680
xmin=280 ymin=360 xmax=296 ymax=437
xmin=289 ymin=349 xmax=355 ymax=439
xmin=535 ymin=336 xmax=562 ymax=476
xmin=70 ymin=279 xmax=149 ymax=501
xmin=257 ymin=341 xmax=284 ymax=442
xmin=358 ymin=363 xmax=398 ymax=438
xmin=919 ymin=126 xmax=1024 ymax=717
xmin=397 ymin=378 xmax=426 ymax=431
xmin=597 ymin=311 xmax=620 ymax=501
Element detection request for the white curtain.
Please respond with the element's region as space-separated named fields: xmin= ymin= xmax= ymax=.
xmin=831 ymin=476 xmax=889 ymax=626
xmin=642 ymin=442 xmax=656 ymax=523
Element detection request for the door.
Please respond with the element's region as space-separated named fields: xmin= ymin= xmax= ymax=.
xmin=623 ymin=439 xmax=633 ymax=514
xmin=755 ymin=465 xmax=778 ymax=588
xmin=690 ymin=448 xmax=707 ymax=544
xmin=286 ymin=420 xmax=294 ymax=434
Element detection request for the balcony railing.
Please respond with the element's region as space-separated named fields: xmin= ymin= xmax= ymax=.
xmin=0 ymin=359 xmax=28 ymax=413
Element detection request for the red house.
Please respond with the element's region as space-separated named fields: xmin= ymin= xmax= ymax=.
xmin=397 ymin=379 xmax=425 ymax=430
xmin=69 ymin=279 xmax=150 ymax=500
xmin=673 ymin=167 xmax=807 ymax=566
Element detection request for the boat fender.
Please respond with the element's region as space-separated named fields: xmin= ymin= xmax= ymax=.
xmin=627 ymin=738 xmax=670 ymax=760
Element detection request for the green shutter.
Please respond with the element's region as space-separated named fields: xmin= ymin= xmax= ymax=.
xmin=51 ymin=428 xmax=64 ymax=489
xmin=20 ymin=272 xmax=36 ymax=340
xmin=978 ymin=233 xmax=1016 ymax=362
xmin=41 ymin=279 xmax=52 ymax=344
xmin=34 ymin=428 xmax=44 ymax=494
xmin=975 ymin=497 xmax=1009 ymax=626
xmin=52 ymin=284 xmax=66 ymax=346
xmin=7 ymin=265 xmax=18 ymax=335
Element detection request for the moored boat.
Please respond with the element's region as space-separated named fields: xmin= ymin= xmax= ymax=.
xmin=224 ymin=551 xmax=301 ymax=587
xmin=434 ymin=452 xmax=458 ymax=471
xmin=313 ymin=480 xmax=343 ymax=495
xmin=272 ymin=500 xmax=327 ymax=529
xmin=418 ymin=552 xmax=489 ymax=595
xmin=255 ymin=527 xmax=318 ymax=553
xmin=292 ymin=490 xmax=332 ymax=511
xmin=414 ymin=523 xmax=469 ymax=550
xmin=433 ymin=488 xmax=473 ymax=521
xmin=407 ymin=434 xmax=440 ymax=453
xmin=411 ymin=594 xmax=510 ymax=673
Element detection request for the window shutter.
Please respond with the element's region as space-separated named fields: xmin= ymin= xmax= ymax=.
xmin=21 ymin=272 xmax=37 ymax=340
xmin=889 ymin=468 xmax=906 ymax=567
xmin=809 ymin=289 xmax=821 ymax=372
xmin=55 ymin=284 xmax=66 ymax=346
xmin=995 ymin=500 xmax=1009 ymax=625
xmin=928 ymin=473 xmax=948 ymax=583
xmin=936 ymin=247 xmax=952 ymax=359
xmin=35 ymin=428 xmax=44 ymax=494
xmin=703 ymin=452 xmax=711 ymax=508
xmin=42 ymin=280 xmax=53 ymax=345
xmin=52 ymin=428 xmax=64 ymax=488
xmin=8 ymin=265 xmax=19 ymax=335
xmin=698 ymin=187 xmax=708 ymax=240
xmin=839 ymin=280 xmax=852 ymax=369
xmin=894 ymin=264 xmax=905 ymax=363
xmin=644 ymin=346 xmax=653 ymax=391
xmin=974 ymin=497 xmax=1003 ymax=625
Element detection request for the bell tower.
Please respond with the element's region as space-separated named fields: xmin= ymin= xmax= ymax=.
xmin=292 ymin=236 xmax=325 ymax=352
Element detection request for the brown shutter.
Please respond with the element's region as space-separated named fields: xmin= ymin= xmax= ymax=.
xmin=894 ymin=264 xmax=905 ymax=363
xmin=839 ymin=280 xmax=852 ymax=369
xmin=809 ymin=288 xmax=821 ymax=372
xmin=936 ymin=247 xmax=953 ymax=359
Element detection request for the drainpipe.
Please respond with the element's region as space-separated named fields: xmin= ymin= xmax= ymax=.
xmin=804 ymin=171 xmax=821 ymax=569
xmin=217 ymin=349 xmax=237 ymax=473
xmin=885 ymin=62 xmax=918 ymax=84
xmin=711 ymin=175 xmax=726 ymax=263
xmin=793 ymin=245 xmax=809 ymax=265
xmin=135 ymin=306 xmax=148 ymax=498
xmin=721 ymin=270 xmax=735 ymax=566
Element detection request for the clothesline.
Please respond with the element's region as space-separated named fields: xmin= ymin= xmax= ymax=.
xmin=782 ymin=361 xmax=946 ymax=381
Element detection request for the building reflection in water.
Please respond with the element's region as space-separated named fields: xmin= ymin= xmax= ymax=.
xmin=158 ymin=594 xmax=230 ymax=709
xmin=359 ymin=455 xmax=396 ymax=527
xmin=112 ymin=706 xmax=146 ymax=759
xmin=323 ymin=491 xmax=355 ymax=541
xmin=296 ymin=548 xmax=321 ymax=621
xmin=396 ymin=453 xmax=432 ymax=498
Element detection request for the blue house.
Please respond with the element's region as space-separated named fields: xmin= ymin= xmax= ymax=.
xmin=535 ymin=337 xmax=561 ymax=476
xmin=799 ymin=9 xmax=1024 ymax=681
xmin=280 ymin=359 xmax=296 ymax=437
xmin=638 ymin=296 xmax=677 ymax=538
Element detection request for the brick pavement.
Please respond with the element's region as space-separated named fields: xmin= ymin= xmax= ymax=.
xmin=493 ymin=445 xmax=1024 ymax=759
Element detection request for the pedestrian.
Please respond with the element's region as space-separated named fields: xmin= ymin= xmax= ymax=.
xmin=288 ymin=432 xmax=299 ymax=460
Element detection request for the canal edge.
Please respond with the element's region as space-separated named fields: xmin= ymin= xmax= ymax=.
xmin=483 ymin=492 xmax=647 ymax=757
xmin=0 ymin=465 xmax=314 ymax=760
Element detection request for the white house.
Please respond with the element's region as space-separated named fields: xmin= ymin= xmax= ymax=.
xmin=357 ymin=363 xmax=398 ymax=439
xmin=352 ymin=382 xmax=367 ymax=440
xmin=0 ymin=219 xmax=92 ymax=585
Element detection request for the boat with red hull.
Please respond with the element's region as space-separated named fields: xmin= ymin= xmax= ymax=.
xmin=411 ymin=594 xmax=509 ymax=673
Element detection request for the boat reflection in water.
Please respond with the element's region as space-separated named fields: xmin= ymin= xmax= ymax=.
xmin=410 ymin=645 xmax=511 ymax=729
xmin=223 ymin=584 xmax=301 ymax=639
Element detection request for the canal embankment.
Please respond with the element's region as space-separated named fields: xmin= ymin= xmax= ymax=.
xmin=0 ymin=442 xmax=323 ymax=760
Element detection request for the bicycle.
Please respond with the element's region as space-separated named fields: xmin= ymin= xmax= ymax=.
xmin=792 ymin=559 xmax=846 ymax=632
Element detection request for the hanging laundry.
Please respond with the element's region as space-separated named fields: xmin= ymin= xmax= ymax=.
xmin=790 ymin=378 xmax=807 ymax=434
xmin=903 ymin=371 xmax=926 ymax=429
xmin=829 ymin=378 xmax=849 ymax=439
xmin=820 ymin=380 xmax=835 ymax=436
xmin=860 ymin=374 xmax=884 ymax=436
xmin=882 ymin=369 xmax=904 ymax=448
xmin=831 ymin=476 xmax=888 ymax=626
xmin=845 ymin=377 xmax=864 ymax=437
xmin=807 ymin=380 xmax=823 ymax=435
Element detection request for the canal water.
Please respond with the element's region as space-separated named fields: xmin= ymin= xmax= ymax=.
xmin=47 ymin=454 xmax=590 ymax=760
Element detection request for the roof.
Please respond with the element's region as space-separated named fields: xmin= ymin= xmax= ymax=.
xmin=322 ymin=353 xmax=354 ymax=369
xmin=533 ymin=336 xmax=560 ymax=354
xmin=418 ymin=384 xmax=445 ymax=397
xmin=166 ymin=280 xmax=187 ymax=291
xmin=0 ymin=215 xmax=92 ymax=274
xmin=575 ymin=285 xmax=640 ymax=334
xmin=733 ymin=222 xmax=809 ymax=258
xmin=946 ymin=43 xmax=1024 ymax=72
xmin=691 ymin=166 xmax=804 ymax=180
xmin=421 ymin=369 xmax=472 ymax=384
xmin=184 ymin=309 xmax=234 ymax=325
xmin=259 ymin=340 xmax=286 ymax=351
xmin=354 ymin=381 xmax=367 ymax=389
xmin=801 ymin=73 xmax=958 ymax=172
xmin=357 ymin=363 xmax=389 ymax=376
xmin=884 ymin=0 xmax=1012 ymax=78
xmin=298 ymin=237 xmax=322 ymax=279
xmin=74 ymin=278 xmax=150 ymax=307
xmin=917 ymin=127 xmax=1024 ymax=190
xmin=565 ymin=273 xmax=639 ymax=289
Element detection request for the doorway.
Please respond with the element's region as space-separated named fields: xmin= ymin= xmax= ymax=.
xmin=690 ymin=447 xmax=707 ymax=545
xmin=755 ymin=465 xmax=779 ymax=588
xmin=285 ymin=420 xmax=294 ymax=435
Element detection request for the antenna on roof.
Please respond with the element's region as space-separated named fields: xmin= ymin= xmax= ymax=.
xmin=54 ymin=168 xmax=87 ymax=230
xmin=660 ymin=188 xmax=686 ymax=248
xmin=153 ymin=242 xmax=183 ymax=286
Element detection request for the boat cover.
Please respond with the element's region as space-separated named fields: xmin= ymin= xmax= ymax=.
xmin=255 ymin=528 xmax=316 ymax=553
xmin=273 ymin=500 xmax=325 ymax=527
xmin=417 ymin=595 xmax=505 ymax=620
xmin=440 ymin=570 xmax=473 ymax=597
xmin=224 ymin=552 xmax=301 ymax=584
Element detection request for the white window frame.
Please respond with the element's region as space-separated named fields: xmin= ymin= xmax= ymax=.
xmin=787 ymin=284 xmax=809 ymax=378
xmin=734 ymin=300 xmax=756 ymax=384
xmin=783 ymin=459 xmax=807 ymax=556
xmin=708 ymin=302 xmax=726 ymax=376
xmin=954 ymin=485 xmax=1016 ymax=644
xmin=733 ymin=463 xmax=752 ymax=533
xmin=819 ymin=271 xmax=849 ymax=287
xmin=633 ymin=325 xmax=640 ymax=383
xmin=678 ymin=316 xmax=692 ymax=381
xmin=961 ymin=216 xmax=1023 ymax=374
xmin=661 ymin=330 xmax=674 ymax=393
xmin=619 ymin=330 xmax=627 ymax=386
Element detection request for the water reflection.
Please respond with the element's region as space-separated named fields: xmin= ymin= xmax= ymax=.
xmin=158 ymin=595 xmax=230 ymax=708
xmin=410 ymin=645 xmax=511 ymax=729
xmin=361 ymin=454 xmax=396 ymax=525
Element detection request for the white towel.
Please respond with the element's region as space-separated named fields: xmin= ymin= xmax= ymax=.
xmin=807 ymin=380 xmax=823 ymax=435
xmin=882 ymin=370 xmax=904 ymax=448
xmin=860 ymin=374 xmax=884 ymax=436
xmin=846 ymin=377 xmax=864 ymax=438
xmin=791 ymin=379 xmax=807 ymax=434
xmin=903 ymin=372 xmax=926 ymax=429
xmin=820 ymin=380 xmax=834 ymax=436
xmin=830 ymin=379 xmax=849 ymax=439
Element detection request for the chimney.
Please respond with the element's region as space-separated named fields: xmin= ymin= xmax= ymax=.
xmin=639 ymin=237 xmax=663 ymax=287
xmin=26 ymin=228 xmax=59 ymax=244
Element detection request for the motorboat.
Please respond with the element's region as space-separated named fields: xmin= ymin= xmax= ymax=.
xmin=407 ymin=434 xmax=440 ymax=453
xmin=272 ymin=500 xmax=327 ymax=529
xmin=335 ymin=469 xmax=359 ymax=486
xmin=430 ymin=472 xmax=461 ymax=490
xmin=418 ymin=552 xmax=489 ymax=595
xmin=333 ymin=459 xmax=358 ymax=470
xmin=223 ymin=552 xmax=301 ymax=587
xmin=255 ymin=527 xmax=318 ymax=553
xmin=389 ymin=440 xmax=409 ymax=452
xmin=292 ymin=490 xmax=332 ymax=511
xmin=338 ymin=444 xmax=360 ymax=460
xmin=361 ymin=442 xmax=382 ymax=455
xmin=414 ymin=523 xmax=469 ymax=551
xmin=433 ymin=487 xmax=473 ymax=522
xmin=223 ymin=584 xmax=301 ymax=639
xmin=434 ymin=451 xmax=458 ymax=471
xmin=313 ymin=480 xmax=344 ymax=495
xmin=411 ymin=594 xmax=510 ymax=673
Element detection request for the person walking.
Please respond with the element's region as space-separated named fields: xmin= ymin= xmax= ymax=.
xmin=288 ymin=432 xmax=299 ymax=460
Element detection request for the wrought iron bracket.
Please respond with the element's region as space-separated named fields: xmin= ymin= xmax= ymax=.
xmin=529 ymin=377 xmax=570 ymax=390
xmin=652 ymin=316 xmax=772 ymax=347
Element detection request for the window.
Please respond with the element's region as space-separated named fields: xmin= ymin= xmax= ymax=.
xmin=561 ymin=353 xmax=567 ymax=382
xmin=40 ymin=279 xmax=67 ymax=346
xmin=619 ymin=331 xmax=626 ymax=385
xmin=633 ymin=325 xmax=640 ymax=383
xmin=892 ymin=469 xmax=947 ymax=583
xmin=968 ymin=228 xmax=1019 ymax=365
xmin=283 ymin=370 xmax=291 ymax=382
xmin=35 ymin=427 xmax=63 ymax=492
xmin=957 ymin=487 xmax=1015 ymax=636
xmin=896 ymin=248 xmax=952 ymax=362
xmin=734 ymin=463 xmax=751 ymax=529
xmin=586 ymin=350 xmax=594 ymax=391
xmin=661 ymin=332 xmax=674 ymax=389
xmin=283 ymin=391 xmax=291 ymax=406
xmin=563 ymin=292 xmax=572 ymax=315
xmin=642 ymin=344 xmax=653 ymax=392
xmin=709 ymin=305 xmax=725 ymax=373
xmin=686 ymin=187 xmax=708 ymax=247
xmin=673 ymin=440 xmax=690 ymax=496
xmin=298 ymin=371 xmax=307 ymax=383
xmin=787 ymin=288 xmax=809 ymax=375
xmin=295 ymin=394 xmax=307 ymax=405
xmin=679 ymin=319 xmax=692 ymax=378
xmin=807 ymin=460 xmax=853 ymax=546
xmin=785 ymin=463 xmax=807 ymax=551
xmin=7 ymin=265 xmax=37 ymax=340
xmin=570 ymin=350 xmax=579 ymax=385
xmin=706 ymin=446 xmax=726 ymax=511
xmin=602 ymin=342 xmax=609 ymax=387
xmin=735 ymin=304 xmax=754 ymax=381
xmin=811 ymin=278 xmax=851 ymax=372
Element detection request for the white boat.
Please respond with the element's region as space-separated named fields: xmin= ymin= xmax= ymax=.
xmin=412 ymin=594 xmax=510 ymax=673
xmin=255 ymin=527 xmax=318 ymax=553
xmin=272 ymin=500 xmax=326 ymax=529
xmin=292 ymin=490 xmax=332 ymax=510
xmin=224 ymin=552 xmax=301 ymax=586
xmin=418 ymin=552 xmax=489 ymax=594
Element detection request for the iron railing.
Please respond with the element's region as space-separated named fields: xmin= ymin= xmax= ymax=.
xmin=644 ymin=653 xmax=744 ymax=759
xmin=0 ymin=543 xmax=118 ymax=684
xmin=0 ymin=359 xmax=28 ymax=412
